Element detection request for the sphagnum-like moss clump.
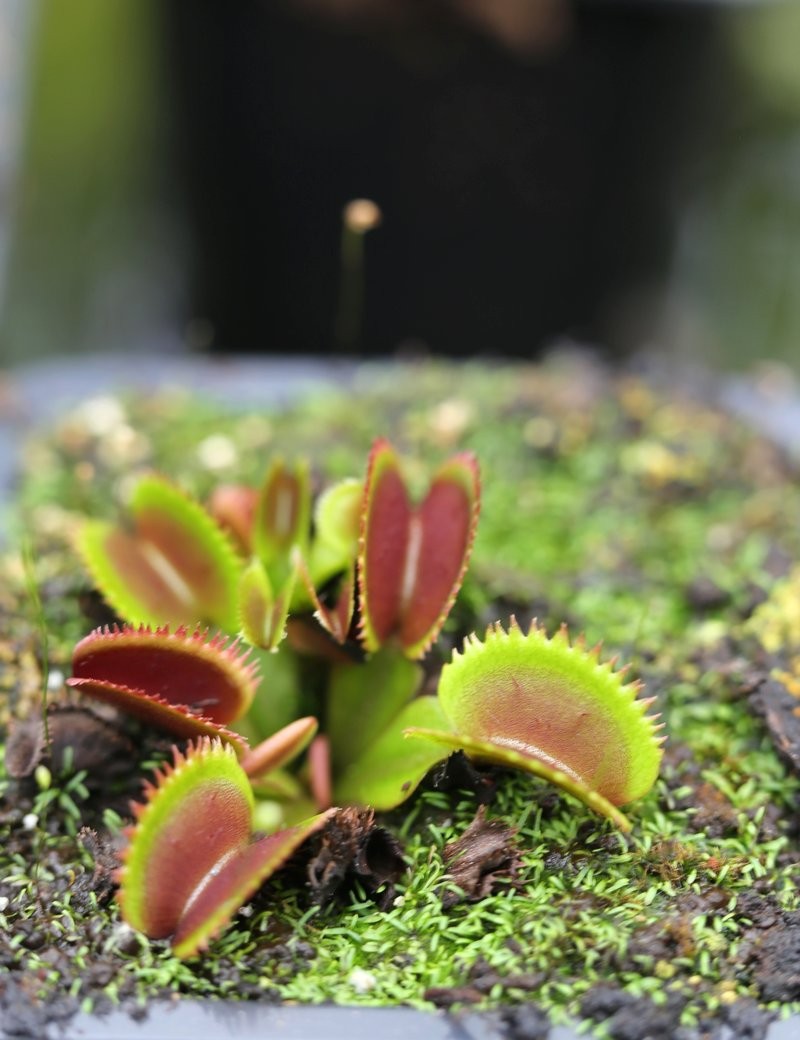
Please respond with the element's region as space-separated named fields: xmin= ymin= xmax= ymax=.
xmin=3 ymin=357 xmax=800 ymax=1037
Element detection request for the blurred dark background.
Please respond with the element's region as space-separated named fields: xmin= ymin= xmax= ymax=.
xmin=2 ymin=0 xmax=800 ymax=368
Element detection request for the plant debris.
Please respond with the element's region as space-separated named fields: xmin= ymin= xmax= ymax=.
xmin=750 ymin=675 xmax=800 ymax=776
xmin=5 ymin=704 xmax=135 ymax=781
xmin=441 ymin=806 xmax=521 ymax=907
xmin=306 ymin=806 xmax=407 ymax=909
xmin=75 ymin=826 xmax=122 ymax=907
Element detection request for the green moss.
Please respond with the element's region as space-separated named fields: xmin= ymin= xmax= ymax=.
xmin=3 ymin=357 xmax=800 ymax=1030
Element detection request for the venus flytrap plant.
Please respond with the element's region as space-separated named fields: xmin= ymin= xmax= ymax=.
xmin=62 ymin=625 xmax=325 ymax=957
xmin=237 ymin=466 xmax=361 ymax=653
xmin=59 ymin=432 xmax=665 ymax=960
xmin=66 ymin=624 xmax=318 ymax=782
xmin=252 ymin=456 xmax=312 ymax=581
xmin=290 ymin=476 xmax=364 ymax=647
xmin=77 ymin=457 xmax=361 ymax=656
xmin=405 ymin=618 xmax=665 ymax=831
xmin=207 ymin=482 xmax=258 ymax=555
xmin=67 ymin=625 xmax=257 ymax=753
xmin=118 ymin=737 xmax=333 ymax=959
xmin=357 ymin=438 xmax=480 ymax=659
xmin=235 ymin=457 xmax=312 ymax=652
xmin=238 ymin=556 xmax=299 ymax=653
xmin=306 ymin=437 xmax=482 ymax=809
xmin=77 ymin=476 xmax=243 ymax=632
xmin=212 ymin=457 xmax=364 ymax=652
xmin=219 ymin=437 xmax=481 ymax=813
xmin=73 ymin=438 xmax=482 ymax=815
xmin=58 ymin=438 xmax=481 ymax=954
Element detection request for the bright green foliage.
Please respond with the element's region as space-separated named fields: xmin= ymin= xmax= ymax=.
xmin=408 ymin=618 xmax=664 ymax=830
xmin=326 ymin=648 xmax=451 ymax=809
xmin=119 ymin=739 xmax=255 ymax=941
xmin=77 ymin=476 xmax=242 ymax=631
xmin=119 ymin=738 xmax=331 ymax=958
xmin=335 ymin=695 xmax=451 ymax=809
xmin=307 ymin=477 xmax=363 ymax=588
xmin=238 ymin=556 xmax=296 ymax=651
xmin=252 ymin=458 xmax=311 ymax=588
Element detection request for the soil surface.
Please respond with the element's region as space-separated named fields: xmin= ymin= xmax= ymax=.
xmin=3 ymin=355 xmax=800 ymax=1039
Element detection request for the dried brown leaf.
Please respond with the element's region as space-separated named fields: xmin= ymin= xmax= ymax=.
xmin=307 ymin=806 xmax=406 ymax=908
xmin=442 ymin=805 xmax=521 ymax=907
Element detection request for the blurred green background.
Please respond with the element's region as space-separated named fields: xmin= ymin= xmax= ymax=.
xmin=0 ymin=1 xmax=175 ymax=365
xmin=1 ymin=0 xmax=800 ymax=370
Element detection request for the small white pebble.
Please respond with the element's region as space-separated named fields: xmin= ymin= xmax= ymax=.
xmin=523 ymin=416 xmax=556 ymax=450
xmin=238 ymin=904 xmax=254 ymax=918
xmin=76 ymin=396 xmax=126 ymax=437
xmin=97 ymin=425 xmax=150 ymax=468
xmin=197 ymin=434 xmax=238 ymax=471
xmin=22 ymin=813 xmax=39 ymax=831
xmin=47 ymin=669 xmax=65 ymax=692
xmin=0 ymin=896 xmax=9 ymax=913
xmin=706 ymin=523 xmax=735 ymax=552
xmin=115 ymin=473 xmax=142 ymax=504
xmin=348 ymin=968 xmax=377 ymax=995
xmin=106 ymin=921 xmax=144 ymax=955
xmin=429 ymin=398 xmax=473 ymax=442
